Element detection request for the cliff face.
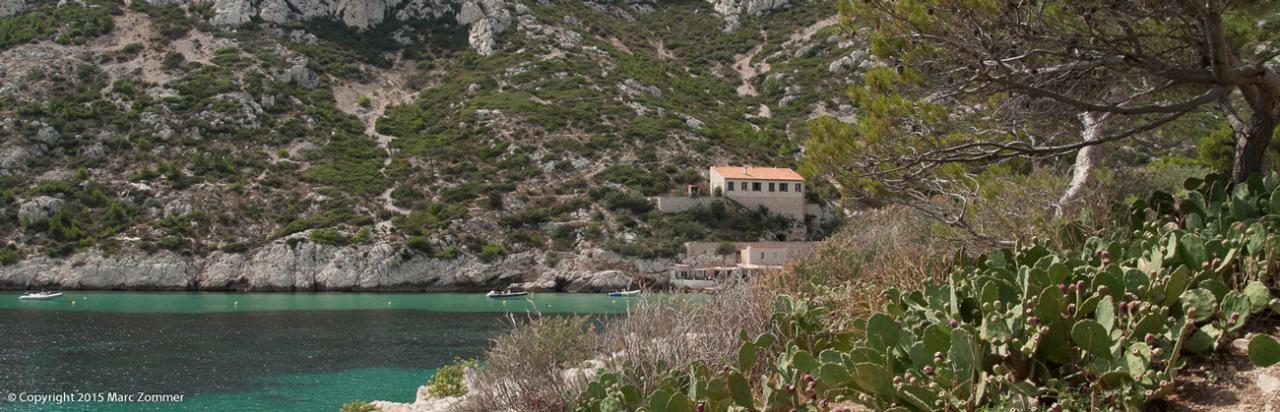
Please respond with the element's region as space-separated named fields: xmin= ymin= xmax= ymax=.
xmin=708 ymin=0 xmax=789 ymax=31
xmin=204 ymin=0 xmax=454 ymax=29
xmin=0 ymin=236 xmax=672 ymax=291
xmin=198 ymin=0 xmax=789 ymax=53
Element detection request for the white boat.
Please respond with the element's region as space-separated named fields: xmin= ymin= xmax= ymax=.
xmin=486 ymin=290 xmax=529 ymax=298
xmin=18 ymin=291 xmax=64 ymax=301
xmin=608 ymin=290 xmax=641 ymax=297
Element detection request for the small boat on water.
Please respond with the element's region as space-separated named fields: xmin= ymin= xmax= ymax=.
xmin=608 ymin=290 xmax=641 ymax=297
xmin=486 ymin=290 xmax=529 ymax=298
xmin=18 ymin=291 xmax=64 ymax=301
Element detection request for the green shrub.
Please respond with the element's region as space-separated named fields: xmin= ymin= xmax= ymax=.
xmin=487 ymin=192 xmax=504 ymax=210
xmin=500 ymin=198 xmax=589 ymax=229
xmin=396 ymin=203 xmax=467 ymax=236
xmin=350 ymin=227 xmax=371 ymax=243
xmin=120 ymin=42 xmax=143 ymax=55
xmin=600 ymin=190 xmax=652 ymax=214
xmin=275 ymin=209 xmax=356 ymax=238
xmin=0 ymin=245 xmax=19 ymax=265
xmin=0 ymin=2 xmax=115 ymax=50
xmin=299 ymin=114 xmax=387 ymax=195
xmin=220 ymin=242 xmax=252 ymax=253
xmin=190 ymin=151 xmax=237 ymax=178
xmin=337 ymin=401 xmax=376 ymax=412
xmin=478 ymin=243 xmax=507 ymax=263
xmin=211 ymin=47 xmax=244 ymax=67
xmin=550 ymin=224 xmax=578 ymax=251
xmin=161 ymin=52 xmax=185 ymax=70
xmin=716 ymin=241 xmax=736 ymax=255
xmin=426 ymin=358 xmax=477 ymax=398
xmin=432 ymin=246 xmax=458 ymax=259
xmin=441 ymin=182 xmax=481 ymax=203
xmin=309 ymin=228 xmax=347 ymax=246
xmin=598 ymin=165 xmax=672 ymax=196
xmin=46 ymin=209 xmax=86 ymax=242
xmin=46 ymin=242 xmax=78 ymax=257
xmin=172 ymin=65 xmax=237 ymax=101
xmin=133 ymin=167 xmax=159 ymax=182
xmin=406 ymin=236 xmax=432 ymax=253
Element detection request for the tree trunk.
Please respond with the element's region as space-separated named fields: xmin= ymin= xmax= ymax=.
xmin=1232 ymin=114 xmax=1277 ymax=182
xmin=1058 ymin=111 xmax=1112 ymax=215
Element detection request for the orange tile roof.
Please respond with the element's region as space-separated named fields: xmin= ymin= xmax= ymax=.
xmin=712 ymin=166 xmax=804 ymax=181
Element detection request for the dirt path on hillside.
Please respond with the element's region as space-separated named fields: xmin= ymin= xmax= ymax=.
xmin=333 ymin=60 xmax=420 ymax=216
xmin=785 ymin=15 xmax=838 ymax=47
xmin=733 ymin=32 xmax=770 ymax=97
xmin=651 ymin=38 xmax=674 ymax=60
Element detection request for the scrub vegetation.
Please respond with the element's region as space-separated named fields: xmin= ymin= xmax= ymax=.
xmin=0 ymin=0 xmax=845 ymax=264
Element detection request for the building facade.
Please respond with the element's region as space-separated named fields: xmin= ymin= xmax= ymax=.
xmin=671 ymin=241 xmax=819 ymax=289
xmin=707 ymin=166 xmax=807 ymax=220
xmin=681 ymin=241 xmax=819 ymax=268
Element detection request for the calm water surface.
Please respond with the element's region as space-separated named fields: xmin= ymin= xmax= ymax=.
xmin=0 ymin=292 xmax=640 ymax=411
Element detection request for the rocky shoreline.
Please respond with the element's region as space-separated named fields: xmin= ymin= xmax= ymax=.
xmin=0 ymin=236 xmax=674 ymax=292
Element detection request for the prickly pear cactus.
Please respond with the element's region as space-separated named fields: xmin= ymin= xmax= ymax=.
xmin=575 ymin=173 xmax=1280 ymax=412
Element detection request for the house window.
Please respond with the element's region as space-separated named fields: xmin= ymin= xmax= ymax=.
xmin=752 ymin=182 xmax=761 ymax=191
xmin=795 ymin=183 xmax=803 ymax=192
xmin=727 ymin=181 xmax=735 ymax=191
xmin=768 ymin=183 xmax=775 ymax=192
xmin=780 ymin=183 xmax=788 ymax=192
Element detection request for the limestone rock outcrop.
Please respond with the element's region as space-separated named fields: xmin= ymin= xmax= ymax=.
xmin=458 ymin=0 xmax=514 ymax=56
xmin=708 ymin=0 xmax=790 ymax=31
xmin=827 ymin=49 xmax=869 ymax=73
xmin=17 ymin=196 xmax=64 ymax=225
xmin=158 ymin=0 xmax=793 ymax=55
xmin=204 ymin=0 xmax=455 ymax=30
xmin=272 ymin=55 xmax=319 ymax=89
xmin=192 ymin=0 xmax=519 ymax=54
xmin=0 ymin=237 xmax=673 ymax=292
xmin=508 ymin=248 xmax=671 ymax=292
xmin=0 ymin=0 xmax=24 ymax=18
xmin=210 ymin=0 xmax=256 ymax=26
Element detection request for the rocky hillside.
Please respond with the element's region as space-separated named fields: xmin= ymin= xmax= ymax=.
xmin=0 ymin=0 xmax=864 ymax=290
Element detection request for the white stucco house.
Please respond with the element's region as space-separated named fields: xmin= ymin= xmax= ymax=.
xmin=708 ymin=166 xmax=807 ymax=220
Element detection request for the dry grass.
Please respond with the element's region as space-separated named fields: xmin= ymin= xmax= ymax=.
xmin=766 ymin=204 xmax=954 ymax=331
xmin=452 ymin=282 xmax=776 ymax=411
xmin=768 ymin=169 xmax=1127 ymax=332
xmin=595 ymin=281 xmax=776 ymax=394
xmin=457 ymin=315 xmax=599 ymax=412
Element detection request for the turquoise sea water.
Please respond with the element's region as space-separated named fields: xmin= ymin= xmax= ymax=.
xmin=0 ymin=292 xmax=640 ymax=411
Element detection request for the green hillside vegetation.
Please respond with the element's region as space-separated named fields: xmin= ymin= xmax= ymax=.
xmin=0 ymin=0 xmax=848 ymax=261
